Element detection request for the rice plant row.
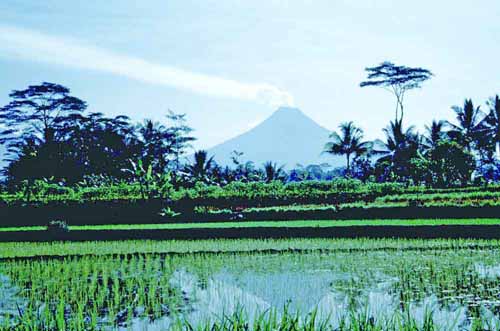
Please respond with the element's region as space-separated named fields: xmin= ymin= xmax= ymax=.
xmin=3 ymin=239 xmax=500 ymax=330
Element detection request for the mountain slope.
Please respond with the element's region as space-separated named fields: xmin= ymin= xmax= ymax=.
xmin=206 ymin=107 xmax=342 ymax=168
xmin=0 ymin=145 xmax=6 ymax=170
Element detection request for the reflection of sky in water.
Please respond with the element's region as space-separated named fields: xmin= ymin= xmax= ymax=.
xmin=216 ymin=270 xmax=335 ymax=312
xmin=6 ymin=253 xmax=500 ymax=331
xmin=475 ymin=264 xmax=500 ymax=279
xmin=0 ymin=275 xmax=25 ymax=325
xmin=164 ymin=269 xmax=469 ymax=331
xmin=118 ymin=257 xmax=500 ymax=330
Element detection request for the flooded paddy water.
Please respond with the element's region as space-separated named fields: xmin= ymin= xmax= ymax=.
xmin=2 ymin=241 xmax=500 ymax=330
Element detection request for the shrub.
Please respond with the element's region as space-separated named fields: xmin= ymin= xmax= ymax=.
xmin=46 ymin=220 xmax=69 ymax=235
xmin=159 ymin=207 xmax=180 ymax=218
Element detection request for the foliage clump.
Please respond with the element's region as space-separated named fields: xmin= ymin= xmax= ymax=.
xmin=46 ymin=220 xmax=69 ymax=235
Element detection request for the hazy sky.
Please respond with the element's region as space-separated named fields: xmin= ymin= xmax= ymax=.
xmin=0 ymin=0 xmax=498 ymax=149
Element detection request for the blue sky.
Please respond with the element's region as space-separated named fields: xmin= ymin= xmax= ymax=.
xmin=0 ymin=0 xmax=498 ymax=149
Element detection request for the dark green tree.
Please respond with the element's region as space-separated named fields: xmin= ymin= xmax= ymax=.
xmin=137 ymin=119 xmax=172 ymax=173
xmin=426 ymin=140 xmax=475 ymax=187
xmin=263 ymin=161 xmax=286 ymax=183
xmin=373 ymin=119 xmax=420 ymax=182
xmin=0 ymin=82 xmax=87 ymax=149
xmin=485 ymin=95 xmax=500 ymax=158
xmin=0 ymin=82 xmax=87 ymax=184
xmin=4 ymin=138 xmax=39 ymax=200
xmin=225 ymin=151 xmax=260 ymax=183
xmin=447 ymin=99 xmax=487 ymax=152
xmin=185 ymin=150 xmax=215 ymax=184
xmin=350 ymin=157 xmax=374 ymax=182
xmin=323 ymin=122 xmax=372 ymax=174
xmin=165 ymin=110 xmax=196 ymax=172
xmin=239 ymin=161 xmax=260 ymax=182
xmin=423 ymin=120 xmax=447 ymax=150
xmin=83 ymin=114 xmax=140 ymax=179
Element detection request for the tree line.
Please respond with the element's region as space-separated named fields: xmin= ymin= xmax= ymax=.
xmin=325 ymin=62 xmax=499 ymax=187
xmin=0 ymin=82 xmax=290 ymax=190
xmin=0 ymin=62 xmax=498 ymax=191
xmin=324 ymin=98 xmax=500 ymax=187
xmin=0 ymin=82 xmax=196 ymax=187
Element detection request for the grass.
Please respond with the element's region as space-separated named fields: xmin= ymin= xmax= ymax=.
xmin=2 ymin=218 xmax=500 ymax=232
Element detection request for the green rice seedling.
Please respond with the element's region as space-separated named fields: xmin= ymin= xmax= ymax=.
xmin=3 ymin=239 xmax=500 ymax=330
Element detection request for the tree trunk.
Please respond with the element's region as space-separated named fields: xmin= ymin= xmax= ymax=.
xmin=394 ymin=99 xmax=399 ymax=123
xmin=44 ymin=128 xmax=55 ymax=144
xmin=399 ymin=102 xmax=404 ymax=123
xmin=346 ymin=154 xmax=350 ymax=176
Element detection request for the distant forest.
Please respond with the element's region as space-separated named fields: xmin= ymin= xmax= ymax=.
xmin=0 ymin=62 xmax=499 ymax=193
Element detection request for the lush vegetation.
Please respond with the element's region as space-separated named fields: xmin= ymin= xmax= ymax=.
xmin=0 ymin=79 xmax=499 ymax=194
xmin=2 ymin=178 xmax=500 ymax=228
xmin=1 ymin=69 xmax=500 ymax=331
xmin=3 ymin=177 xmax=500 ymax=208
xmin=3 ymin=238 xmax=500 ymax=330
xmin=0 ymin=67 xmax=498 ymax=229
xmin=2 ymin=60 xmax=499 ymax=331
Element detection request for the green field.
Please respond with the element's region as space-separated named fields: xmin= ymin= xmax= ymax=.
xmin=2 ymin=237 xmax=499 ymax=259
xmin=2 ymin=238 xmax=500 ymax=330
xmin=3 ymin=183 xmax=500 ymax=329
xmin=3 ymin=218 xmax=500 ymax=233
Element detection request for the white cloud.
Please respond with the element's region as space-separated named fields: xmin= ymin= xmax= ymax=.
xmin=0 ymin=25 xmax=294 ymax=108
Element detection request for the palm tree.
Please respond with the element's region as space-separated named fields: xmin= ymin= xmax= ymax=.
xmin=323 ymin=122 xmax=371 ymax=173
xmin=485 ymin=95 xmax=500 ymax=158
xmin=185 ymin=150 xmax=215 ymax=182
xmin=263 ymin=161 xmax=285 ymax=183
xmin=373 ymin=119 xmax=420 ymax=180
xmin=165 ymin=110 xmax=196 ymax=173
xmin=137 ymin=119 xmax=170 ymax=172
xmin=447 ymin=99 xmax=487 ymax=152
xmin=241 ymin=161 xmax=260 ymax=182
xmin=423 ymin=120 xmax=447 ymax=150
xmin=374 ymin=119 xmax=418 ymax=157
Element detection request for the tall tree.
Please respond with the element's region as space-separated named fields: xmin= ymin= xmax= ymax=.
xmin=447 ymin=99 xmax=487 ymax=152
xmin=485 ymin=95 xmax=500 ymax=158
xmin=0 ymin=82 xmax=87 ymax=182
xmin=323 ymin=122 xmax=371 ymax=173
xmin=360 ymin=62 xmax=433 ymax=122
xmin=0 ymin=82 xmax=87 ymax=150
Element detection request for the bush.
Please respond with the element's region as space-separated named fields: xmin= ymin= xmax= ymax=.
xmin=46 ymin=220 xmax=69 ymax=235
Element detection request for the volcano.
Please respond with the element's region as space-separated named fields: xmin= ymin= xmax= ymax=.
xmin=206 ymin=107 xmax=342 ymax=168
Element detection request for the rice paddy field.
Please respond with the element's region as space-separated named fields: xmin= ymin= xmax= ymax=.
xmin=2 ymin=239 xmax=500 ymax=330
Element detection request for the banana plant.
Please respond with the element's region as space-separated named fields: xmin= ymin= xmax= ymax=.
xmin=122 ymin=159 xmax=151 ymax=199
xmin=150 ymin=172 xmax=174 ymax=199
xmin=122 ymin=158 xmax=174 ymax=200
